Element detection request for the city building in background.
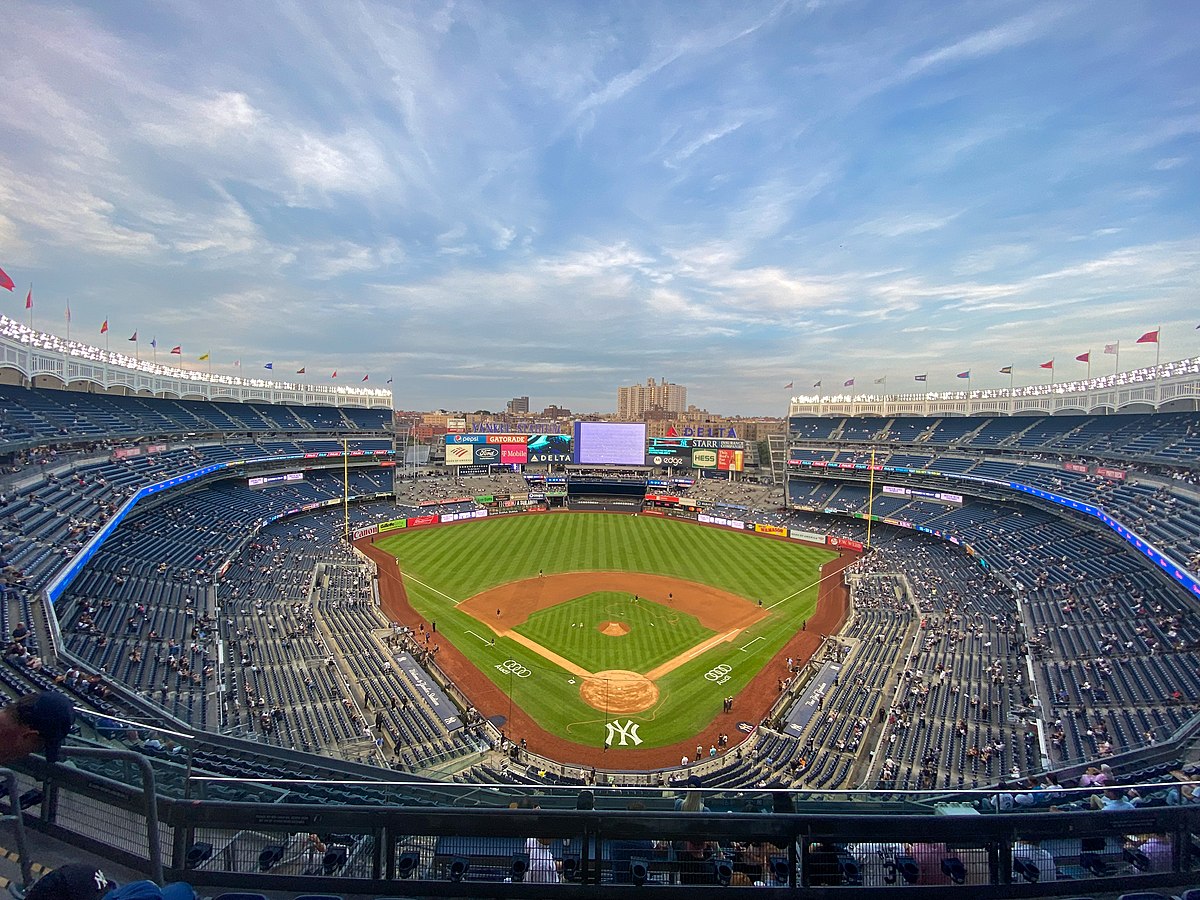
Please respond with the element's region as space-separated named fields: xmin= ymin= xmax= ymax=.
xmin=617 ymin=377 xmax=687 ymax=420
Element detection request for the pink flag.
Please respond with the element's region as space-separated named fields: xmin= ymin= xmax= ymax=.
xmin=0 ymin=265 xmax=13 ymax=291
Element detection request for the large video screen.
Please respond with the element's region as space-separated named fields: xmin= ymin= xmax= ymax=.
xmin=573 ymin=422 xmax=647 ymax=466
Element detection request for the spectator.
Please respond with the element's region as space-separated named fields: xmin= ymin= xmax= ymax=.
xmin=0 ymin=692 xmax=74 ymax=764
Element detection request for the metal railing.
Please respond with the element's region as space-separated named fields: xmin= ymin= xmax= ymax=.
xmin=9 ymin=753 xmax=1200 ymax=898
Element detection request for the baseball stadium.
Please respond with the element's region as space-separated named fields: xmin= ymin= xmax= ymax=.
xmin=0 ymin=319 xmax=1198 ymax=896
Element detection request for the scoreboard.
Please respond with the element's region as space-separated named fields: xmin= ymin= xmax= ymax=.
xmin=646 ymin=437 xmax=744 ymax=471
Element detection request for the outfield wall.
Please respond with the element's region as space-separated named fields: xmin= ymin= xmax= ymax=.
xmin=355 ymin=507 xmax=854 ymax=773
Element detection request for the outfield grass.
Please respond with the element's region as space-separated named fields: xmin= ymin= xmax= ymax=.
xmin=515 ymin=591 xmax=712 ymax=674
xmin=375 ymin=513 xmax=834 ymax=750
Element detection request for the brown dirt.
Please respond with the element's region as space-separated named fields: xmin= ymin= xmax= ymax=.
xmin=599 ymin=621 xmax=630 ymax=636
xmin=358 ymin=518 xmax=853 ymax=770
xmin=579 ymin=670 xmax=659 ymax=714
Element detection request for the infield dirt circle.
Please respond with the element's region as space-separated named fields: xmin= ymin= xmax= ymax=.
xmin=580 ymin=669 xmax=659 ymax=714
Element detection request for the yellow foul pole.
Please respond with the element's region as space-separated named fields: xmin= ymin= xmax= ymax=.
xmin=343 ymin=437 xmax=350 ymax=541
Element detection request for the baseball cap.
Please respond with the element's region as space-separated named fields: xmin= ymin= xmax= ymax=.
xmin=25 ymin=864 xmax=114 ymax=900
xmin=17 ymin=692 xmax=76 ymax=763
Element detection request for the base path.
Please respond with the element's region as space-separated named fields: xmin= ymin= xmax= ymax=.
xmin=360 ymin=536 xmax=853 ymax=770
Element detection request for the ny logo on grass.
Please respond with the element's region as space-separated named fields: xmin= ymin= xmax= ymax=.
xmin=605 ymin=719 xmax=643 ymax=747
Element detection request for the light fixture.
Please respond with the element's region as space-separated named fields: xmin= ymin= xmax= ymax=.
xmin=510 ymin=852 xmax=530 ymax=883
xmin=1079 ymin=852 xmax=1108 ymax=878
xmin=768 ymin=855 xmax=791 ymax=884
xmin=562 ymin=855 xmax=581 ymax=882
xmin=837 ymin=853 xmax=861 ymax=885
xmin=893 ymin=854 xmax=919 ymax=885
xmin=258 ymin=844 xmax=285 ymax=871
xmin=713 ymin=857 xmax=733 ymax=887
xmin=941 ymin=857 xmax=967 ymax=885
xmin=1012 ymin=857 xmax=1039 ymax=883
xmin=396 ymin=850 xmax=420 ymax=879
xmin=630 ymin=857 xmax=650 ymax=887
xmin=1122 ymin=847 xmax=1151 ymax=872
xmin=448 ymin=855 xmax=470 ymax=882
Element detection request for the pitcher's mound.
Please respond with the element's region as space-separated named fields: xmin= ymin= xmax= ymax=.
xmin=580 ymin=670 xmax=658 ymax=714
xmin=599 ymin=620 xmax=630 ymax=636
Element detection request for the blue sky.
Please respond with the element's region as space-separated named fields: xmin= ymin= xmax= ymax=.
xmin=0 ymin=0 xmax=1197 ymax=415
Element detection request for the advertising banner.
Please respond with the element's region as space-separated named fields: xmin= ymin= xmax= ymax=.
xmin=377 ymin=519 xmax=407 ymax=533
xmin=647 ymin=448 xmax=691 ymax=466
xmin=446 ymin=433 xmax=486 ymax=444
xmin=826 ymin=535 xmax=865 ymax=551
xmin=445 ymin=445 xmax=474 ymax=466
xmin=473 ymin=445 xmax=502 ymax=465
xmin=406 ymin=514 xmax=439 ymax=527
xmin=527 ymin=434 xmax=572 ymax=464
xmin=717 ymin=448 xmax=744 ymax=472
xmin=393 ymin=653 xmax=463 ymax=731
xmin=1096 ymin=466 xmax=1127 ymax=481
xmin=486 ymin=434 xmax=528 ymax=444
xmin=500 ymin=444 xmax=528 ymax=464
xmin=352 ymin=524 xmax=379 ymax=540
xmin=789 ymin=528 xmax=826 ymax=543
xmin=1063 ymin=461 xmax=1090 ymax=474
xmin=754 ymin=523 xmax=787 ymax=537
xmin=691 ymin=449 xmax=718 ymax=468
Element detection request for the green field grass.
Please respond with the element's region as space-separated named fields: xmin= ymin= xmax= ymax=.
xmin=375 ymin=513 xmax=835 ymax=750
xmin=515 ymin=591 xmax=712 ymax=674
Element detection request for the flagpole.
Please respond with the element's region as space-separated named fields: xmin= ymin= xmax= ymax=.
xmin=65 ymin=299 xmax=71 ymax=341
xmin=1086 ymin=354 xmax=1091 ymax=381
xmin=1008 ymin=369 xmax=1014 ymax=393
xmin=27 ymin=284 xmax=33 ymax=330
xmin=1115 ymin=341 xmax=1120 ymax=375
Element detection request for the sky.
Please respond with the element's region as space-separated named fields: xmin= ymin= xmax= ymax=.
xmin=0 ymin=1 xmax=1197 ymax=416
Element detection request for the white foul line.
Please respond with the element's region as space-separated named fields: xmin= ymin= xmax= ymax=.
xmin=403 ymin=573 xmax=459 ymax=605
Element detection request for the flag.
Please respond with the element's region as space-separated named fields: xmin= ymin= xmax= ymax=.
xmin=150 ymin=337 xmax=156 ymax=348
xmin=361 ymin=374 xmax=369 ymax=382
xmin=1137 ymin=329 xmax=1159 ymax=344
xmin=1040 ymin=359 xmax=1054 ymax=369
xmin=843 ymin=378 xmax=854 ymax=387
xmin=386 ymin=377 xmax=393 ymax=384
xmin=263 ymin=362 xmax=273 ymax=370
xmin=331 ymin=370 xmax=338 ymax=378
xmin=999 ymin=366 xmax=1012 ymax=375
xmin=170 ymin=346 xmax=181 ymax=354
xmin=296 ymin=367 xmax=305 ymax=374
xmin=783 ymin=381 xmax=793 ymax=389
xmin=812 ymin=380 xmax=821 ymax=388
xmin=956 ymin=371 xmax=970 ymax=379
xmin=873 ymin=377 xmax=885 ymax=384
xmin=1075 ymin=351 xmax=1090 ymax=363
xmin=0 ymin=265 xmax=13 ymax=291
xmin=128 ymin=331 xmax=137 ymax=342
xmin=25 ymin=288 xmax=32 ymax=310
xmin=233 ymin=360 xmax=240 ymax=367
xmin=100 ymin=319 xmax=108 ymax=334
xmin=65 ymin=301 xmax=71 ymax=323
xmin=914 ymin=374 xmax=927 ymax=382
xmin=198 ymin=353 xmax=210 ymax=361
xmin=1104 ymin=343 xmax=1118 ymax=354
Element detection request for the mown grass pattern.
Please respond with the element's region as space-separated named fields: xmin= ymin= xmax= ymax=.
xmin=376 ymin=513 xmax=835 ymax=748
xmin=515 ymin=591 xmax=712 ymax=673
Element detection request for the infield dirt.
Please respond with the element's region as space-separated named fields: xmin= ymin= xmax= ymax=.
xmin=360 ymin=525 xmax=851 ymax=769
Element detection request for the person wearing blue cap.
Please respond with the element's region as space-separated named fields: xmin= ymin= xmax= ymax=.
xmin=0 ymin=691 xmax=75 ymax=764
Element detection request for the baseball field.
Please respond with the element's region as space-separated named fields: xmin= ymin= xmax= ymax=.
xmin=370 ymin=512 xmax=838 ymax=757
